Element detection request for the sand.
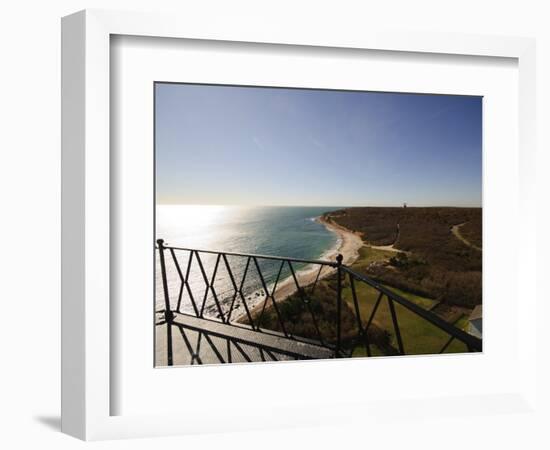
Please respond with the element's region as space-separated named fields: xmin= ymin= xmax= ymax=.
xmin=316 ymin=215 xmax=364 ymax=265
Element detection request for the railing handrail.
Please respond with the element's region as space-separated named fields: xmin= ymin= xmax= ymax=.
xmin=157 ymin=240 xmax=483 ymax=362
xmin=340 ymin=266 xmax=483 ymax=352
xmin=157 ymin=242 xmax=338 ymax=267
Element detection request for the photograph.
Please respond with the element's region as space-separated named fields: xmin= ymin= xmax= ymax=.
xmin=154 ymin=83 xmax=483 ymax=366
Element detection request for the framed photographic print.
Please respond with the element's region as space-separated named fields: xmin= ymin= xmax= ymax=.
xmin=153 ymin=83 xmax=483 ymax=368
xmin=61 ymin=9 xmax=537 ymax=441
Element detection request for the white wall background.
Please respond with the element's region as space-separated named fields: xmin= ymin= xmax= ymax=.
xmin=0 ymin=1 xmax=548 ymax=448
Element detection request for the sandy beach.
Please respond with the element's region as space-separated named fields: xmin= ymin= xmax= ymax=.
xmin=237 ymin=215 xmax=364 ymax=320
xmin=317 ymin=215 xmax=364 ymax=265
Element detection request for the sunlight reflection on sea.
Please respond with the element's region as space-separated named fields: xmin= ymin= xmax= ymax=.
xmin=155 ymin=204 xmax=340 ymax=317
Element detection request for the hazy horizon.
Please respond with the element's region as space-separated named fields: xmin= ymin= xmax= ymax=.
xmin=156 ymin=84 xmax=482 ymax=207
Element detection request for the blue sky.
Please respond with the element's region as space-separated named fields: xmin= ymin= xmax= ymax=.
xmin=155 ymin=83 xmax=482 ymax=207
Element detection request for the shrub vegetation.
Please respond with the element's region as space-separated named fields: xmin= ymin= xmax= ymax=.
xmin=326 ymin=207 xmax=482 ymax=308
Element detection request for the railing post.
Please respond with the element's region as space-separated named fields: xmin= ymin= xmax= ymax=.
xmin=336 ymin=253 xmax=343 ymax=357
xmin=157 ymin=239 xmax=173 ymax=366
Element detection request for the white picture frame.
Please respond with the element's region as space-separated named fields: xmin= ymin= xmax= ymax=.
xmin=61 ymin=9 xmax=537 ymax=441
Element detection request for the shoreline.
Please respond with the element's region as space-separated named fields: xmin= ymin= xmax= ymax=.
xmin=236 ymin=214 xmax=364 ymax=320
xmin=316 ymin=215 xmax=364 ymax=265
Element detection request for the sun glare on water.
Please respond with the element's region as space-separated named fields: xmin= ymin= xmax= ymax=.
xmin=156 ymin=204 xmax=250 ymax=251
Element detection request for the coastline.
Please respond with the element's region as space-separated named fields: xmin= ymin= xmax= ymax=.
xmin=237 ymin=214 xmax=364 ymax=320
xmin=316 ymin=215 xmax=364 ymax=265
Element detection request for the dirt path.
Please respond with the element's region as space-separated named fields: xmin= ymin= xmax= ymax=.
xmin=365 ymin=223 xmax=411 ymax=254
xmin=367 ymin=243 xmax=404 ymax=253
xmin=451 ymin=222 xmax=482 ymax=251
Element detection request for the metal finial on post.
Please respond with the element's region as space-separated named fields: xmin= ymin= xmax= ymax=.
xmin=336 ymin=254 xmax=343 ymax=265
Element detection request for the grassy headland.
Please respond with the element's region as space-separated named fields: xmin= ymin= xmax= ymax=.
xmin=326 ymin=207 xmax=482 ymax=308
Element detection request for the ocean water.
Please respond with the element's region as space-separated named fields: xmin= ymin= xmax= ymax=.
xmin=155 ymin=205 xmax=341 ymax=316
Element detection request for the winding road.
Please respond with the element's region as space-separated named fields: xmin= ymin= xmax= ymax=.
xmin=451 ymin=222 xmax=482 ymax=251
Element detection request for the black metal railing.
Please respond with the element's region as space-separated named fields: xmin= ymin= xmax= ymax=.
xmin=156 ymin=239 xmax=482 ymax=365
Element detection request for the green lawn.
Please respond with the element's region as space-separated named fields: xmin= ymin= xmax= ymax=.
xmin=351 ymin=246 xmax=394 ymax=272
xmin=381 ymin=285 xmax=439 ymax=311
xmin=453 ymin=314 xmax=470 ymax=331
xmin=343 ymin=246 xmax=469 ymax=356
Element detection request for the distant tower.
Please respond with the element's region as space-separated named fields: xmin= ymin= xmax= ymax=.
xmin=403 ymin=202 xmax=407 ymax=208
